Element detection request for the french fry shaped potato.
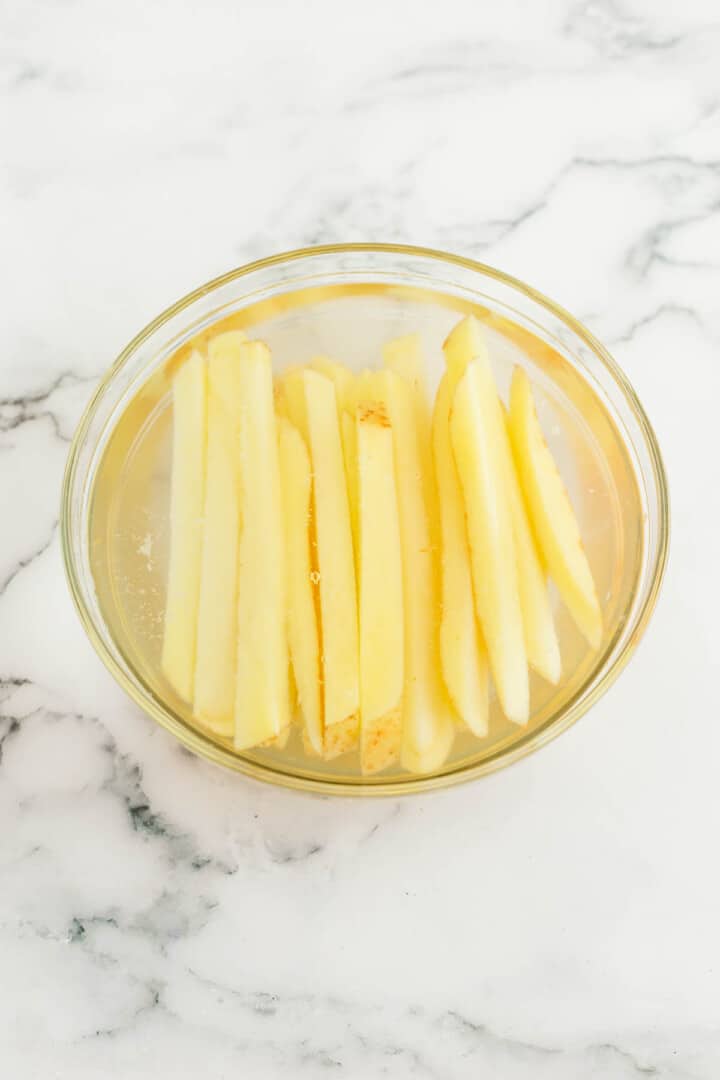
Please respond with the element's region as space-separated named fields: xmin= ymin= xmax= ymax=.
xmin=162 ymin=350 xmax=207 ymax=703
xmin=375 ymin=369 xmax=456 ymax=770
xmin=383 ymin=332 xmax=431 ymax=427
xmin=310 ymin=355 xmax=354 ymax=410
xmin=282 ymin=368 xmax=360 ymax=757
xmin=310 ymin=357 xmax=359 ymax=555
xmin=509 ymin=367 xmax=602 ymax=649
xmin=445 ymin=315 xmax=559 ymax=695
xmin=277 ymin=417 xmax=323 ymax=755
xmin=502 ymin=412 xmax=561 ymax=685
xmin=193 ymin=332 xmax=246 ymax=735
xmin=234 ymin=342 xmax=290 ymax=749
xmin=432 ymin=373 xmax=489 ymax=735
xmin=383 ymin=334 xmax=436 ymax=551
xmin=451 ymin=357 xmax=529 ymax=725
xmin=356 ymin=399 xmax=404 ymax=773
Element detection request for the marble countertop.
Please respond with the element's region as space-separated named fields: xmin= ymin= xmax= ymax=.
xmin=2 ymin=0 xmax=719 ymax=1076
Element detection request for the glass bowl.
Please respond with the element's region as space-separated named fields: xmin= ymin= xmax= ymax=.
xmin=61 ymin=244 xmax=669 ymax=795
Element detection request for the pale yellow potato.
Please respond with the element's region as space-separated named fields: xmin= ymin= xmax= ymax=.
xmin=375 ymin=369 xmax=456 ymax=768
xmin=162 ymin=350 xmax=207 ymax=703
xmin=443 ymin=313 xmax=489 ymax=383
xmin=382 ymin=335 xmax=436 ymax=552
xmin=262 ymin=724 xmax=291 ymax=750
xmin=444 ymin=314 xmax=560 ymax=687
xmin=451 ymin=357 xmax=529 ymax=726
xmin=509 ymin=366 xmax=602 ymax=649
xmin=281 ymin=367 xmax=307 ymax=432
xmin=284 ymin=369 xmax=360 ymax=758
xmin=432 ymin=373 xmax=489 ymax=735
xmin=357 ymin=400 xmax=404 ymax=774
xmin=341 ymin=409 xmax=359 ymax=559
xmin=234 ymin=342 xmax=290 ymax=749
xmin=310 ymin=355 xmax=354 ymax=409
xmin=310 ymin=357 xmax=359 ymax=556
xmin=502 ymin=412 xmax=561 ymax=685
xmin=208 ymin=329 xmax=249 ymax=355
xmin=401 ymin=718 xmax=455 ymax=775
xmin=277 ymin=417 xmax=323 ymax=755
xmin=281 ymin=367 xmax=360 ymax=757
xmin=383 ymin=333 xmax=432 ymax=437
xmin=273 ymin=377 xmax=288 ymax=418
xmin=193 ymin=332 xmax=247 ymax=735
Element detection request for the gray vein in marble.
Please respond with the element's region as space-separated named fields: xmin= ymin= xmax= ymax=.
xmin=0 ymin=519 xmax=58 ymax=598
xmin=0 ymin=675 xmax=31 ymax=694
xmin=360 ymin=800 xmax=402 ymax=843
xmin=593 ymin=1043 xmax=661 ymax=1076
xmin=624 ymin=210 xmax=720 ymax=278
xmin=0 ymin=716 xmax=21 ymax=764
xmin=609 ymin=303 xmax=706 ymax=346
xmin=433 ymin=152 xmax=720 ymax=316
xmin=344 ymin=42 xmax=521 ymax=111
xmin=98 ymin=725 xmax=236 ymax=880
xmin=264 ymin=839 xmax=323 ymax=865
xmin=175 ymin=970 xmax=683 ymax=1077
xmin=84 ymin=981 xmax=164 ymax=1042
xmin=564 ymin=0 xmax=685 ymax=57
xmin=0 ymin=370 xmax=98 ymax=442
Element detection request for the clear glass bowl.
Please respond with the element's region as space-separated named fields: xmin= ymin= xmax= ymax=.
xmin=61 ymin=244 xmax=669 ymax=795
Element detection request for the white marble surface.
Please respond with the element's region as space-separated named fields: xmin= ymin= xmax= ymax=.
xmin=1 ymin=0 xmax=719 ymax=1075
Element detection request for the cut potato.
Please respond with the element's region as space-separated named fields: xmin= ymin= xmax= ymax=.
xmin=234 ymin=342 xmax=290 ymax=749
xmin=451 ymin=357 xmax=529 ymax=725
xmin=509 ymin=367 xmax=602 ymax=649
xmin=310 ymin=355 xmax=354 ymax=409
xmin=375 ymin=369 xmax=456 ymax=768
xmin=207 ymin=329 xmax=249 ymax=355
xmin=277 ymin=417 xmax=323 ymax=755
xmin=162 ymin=350 xmax=207 ymax=703
xmin=281 ymin=367 xmax=308 ymax=433
xmin=432 ymin=373 xmax=489 ymax=735
xmin=291 ymin=369 xmax=360 ymax=757
xmin=341 ymin=409 xmax=359 ymax=559
xmin=193 ymin=332 xmax=247 ymax=734
xmin=262 ymin=724 xmax=291 ymax=750
xmin=443 ymin=314 xmax=560 ymax=686
xmin=383 ymin=333 xmax=431 ymax=432
xmin=401 ymin=718 xmax=455 ymax=775
xmin=273 ymin=377 xmax=288 ymax=418
xmin=443 ymin=313 xmax=489 ymax=383
xmin=357 ymin=399 xmax=404 ymax=774
xmin=310 ymin=357 xmax=359 ymax=555
xmin=501 ymin=412 xmax=561 ymax=685
xmin=383 ymin=334 xmax=437 ymax=552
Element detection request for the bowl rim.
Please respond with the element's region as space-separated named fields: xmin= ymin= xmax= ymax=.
xmin=61 ymin=242 xmax=670 ymax=796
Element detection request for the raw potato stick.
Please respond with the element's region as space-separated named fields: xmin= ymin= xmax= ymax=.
xmin=383 ymin=334 xmax=437 ymax=553
xmin=308 ymin=356 xmax=359 ymax=558
xmin=501 ymin=411 xmax=562 ymax=685
xmin=277 ymin=416 xmax=323 ymax=755
xmin=162 ymin=350 xmax=207 ymax=703
xmin=451 ymin=356 xmax=530 ymax=725
xmin=432 ymin=373 xmax=489 ymax=735
xmin=445 ymin=315 xmax=560 ymax=693
xmin=375 ymin=369 xmax=455 ymax=771
xmin=234 ymin=342 xmax=290 ymax=749
xmin=508 ymin=366 xmax=602 ymax=649
xmin=356 ymin=397 xmax=404 ymax=774
xmin=383 ymin=333 xmax=432 ymax=442
xmin=193 ymin=331 xmax=246 ymax=735
xmin=282 ymin=368 xmax=360 ymax=758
